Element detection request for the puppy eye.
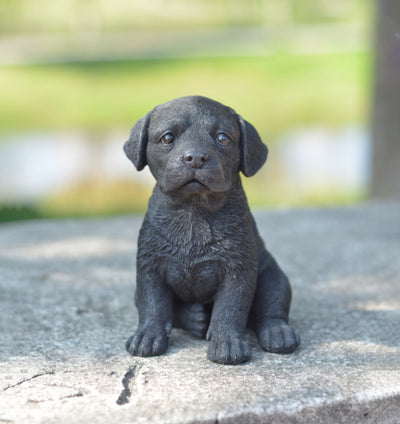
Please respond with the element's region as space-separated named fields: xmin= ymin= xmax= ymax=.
xmin=160 ymin=132 xmax=175 ymax=145
xmin=216 ymin=132 xmax=231 ymax=145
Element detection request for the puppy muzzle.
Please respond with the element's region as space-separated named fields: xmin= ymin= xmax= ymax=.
xmin=159 ymin=154 xmax=230 ymax=194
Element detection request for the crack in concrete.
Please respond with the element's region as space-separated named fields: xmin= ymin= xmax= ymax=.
xmin=116 ymin=366 xmax=138 ymax=405
xmin=27 ymin=392 xmax=84 ymax=403
xmin=3 ymin=371 xmax=55 ymax=391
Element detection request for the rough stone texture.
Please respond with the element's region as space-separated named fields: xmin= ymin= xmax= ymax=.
xmin=1 ymin=203 xmax=400 ymax=423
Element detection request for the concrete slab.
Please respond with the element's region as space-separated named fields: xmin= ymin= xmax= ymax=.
xmin=1 ymin=203 xmax=400 ymax=423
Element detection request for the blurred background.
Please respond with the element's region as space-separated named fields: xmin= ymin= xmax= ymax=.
xmin=0 ymin=0 xmax=398 ymax=222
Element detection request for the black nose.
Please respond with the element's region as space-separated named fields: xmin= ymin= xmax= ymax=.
xmin=183 ymin=151 xmax=209 ymax=169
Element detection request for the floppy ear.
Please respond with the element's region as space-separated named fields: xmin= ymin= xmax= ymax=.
xmin=237 ymin=115 xmax=268 ymax=177
xmin=123 ymin=111 xmax=152 ymax=171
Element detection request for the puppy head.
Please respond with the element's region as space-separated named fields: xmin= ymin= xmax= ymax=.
xmin=124 ymin=96 xmax=268 ymax=194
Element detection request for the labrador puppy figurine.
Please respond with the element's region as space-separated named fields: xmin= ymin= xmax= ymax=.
xmin=124 ymin=96 xmax=300 ymax=364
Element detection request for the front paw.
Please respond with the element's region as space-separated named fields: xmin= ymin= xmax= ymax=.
xmin=257 ymin=319 xmax=300 ymax=354
xmin=207 ymin=330 xmax=250 ymax=365
xmin=126 ymin=323 xmax=169 ymax=357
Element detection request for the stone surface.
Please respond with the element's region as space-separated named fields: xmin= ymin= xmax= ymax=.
xmin=1 ymin=203 xmax=400 ymax=423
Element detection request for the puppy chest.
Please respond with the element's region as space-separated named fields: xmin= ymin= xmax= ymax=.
xmin=165 ymin=259 xmax=223 ymax=303
xmin=138 ymin=213 xmax=258 ymax=302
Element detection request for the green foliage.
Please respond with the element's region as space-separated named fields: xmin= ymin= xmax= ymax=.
xmin=0 ymin=205 xmax=42 ymax=223
xmin=0 ymin=52 xmax=370 ymax=138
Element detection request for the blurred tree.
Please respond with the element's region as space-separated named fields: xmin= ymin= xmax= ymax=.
xmin=371 ymin=0 xmax=400 ymax=198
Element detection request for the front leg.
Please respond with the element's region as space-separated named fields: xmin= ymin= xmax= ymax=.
xmin=126 ymin=267 xmax=173 ymax=357
xmin=206 ymin=270 xmax=257 ymax=365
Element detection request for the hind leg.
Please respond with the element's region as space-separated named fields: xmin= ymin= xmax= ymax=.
xmin=250 ymin=255 xmax=300 ymax=353
xmin=173 ymin=301 xmax=211 ymax=339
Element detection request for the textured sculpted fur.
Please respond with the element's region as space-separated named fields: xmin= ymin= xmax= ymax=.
xmin=124 ymin=96 xmax=300 ymax=364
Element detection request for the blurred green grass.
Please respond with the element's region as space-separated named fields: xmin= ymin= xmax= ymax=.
xmin=0 ymin=51 xmax=371 ymax=221
xmin=0 ymin=51 xmax=370 ymax=136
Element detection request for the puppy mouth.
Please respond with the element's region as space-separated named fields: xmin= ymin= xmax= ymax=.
xmin=161 ymin=166 xmax=230 ymax=194
xmin=182 ymin=179 xmax=208 ymax=191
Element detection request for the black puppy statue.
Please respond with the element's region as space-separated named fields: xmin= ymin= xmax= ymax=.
xmin=124 ymin=96 xmax=300 ymax=365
